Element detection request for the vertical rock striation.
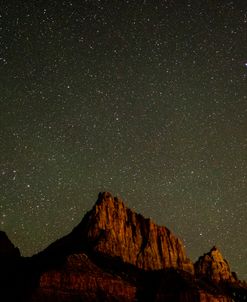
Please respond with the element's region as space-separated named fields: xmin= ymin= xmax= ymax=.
xmin=36 ymin=253 xmax=136 ymax=302
xmin=82 ymin=192 xmax=194 ymax=273
xmin=195 ymin=246 xmax=237 ymax=283
xmin=1 ymin=193 xmax=245 ymax=302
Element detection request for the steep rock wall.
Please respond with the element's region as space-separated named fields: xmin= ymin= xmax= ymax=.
xmin=82 ymin=192 xmax=194 ymax=273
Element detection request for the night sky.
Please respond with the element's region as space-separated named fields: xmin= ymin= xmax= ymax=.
xmin=1 ymin=1 xmax=246 ymax=279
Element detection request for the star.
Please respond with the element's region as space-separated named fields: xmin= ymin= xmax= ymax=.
xmin=0 ymin=0 xmax=246 ymax=280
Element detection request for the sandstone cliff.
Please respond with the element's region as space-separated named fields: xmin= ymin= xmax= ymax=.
xmin=81 ymin=192 xmax=194 ymax=273
xmin=35 ymin=253 xmax=136 ymax=302
xmin=32 ymin=192 xmax=243 ymax=301
xmin=1 ymin=192 xmax=246 ymax=302
xmin=37 ymin=261 xmax=233 ymax=302
xmin=195 ymin=246 xmax=238 ymax=283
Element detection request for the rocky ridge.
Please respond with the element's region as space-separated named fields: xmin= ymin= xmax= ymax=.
xmin=82 ymin=192 xmax=194 ymax=273
xmin=0 ymin=192 xmax=246 ymax=302
xmin=195 ymin=246 xmax=238 ymax=283
xmin=36 ymin=253 xmax=136 ymax=302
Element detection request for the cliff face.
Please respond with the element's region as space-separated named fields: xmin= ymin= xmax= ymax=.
xmin=195 ymin=246 xmax=237 ymax=283
xmin=82 ymin=192 xmax=194 ymax=273
xmin=35 ymin=253 xmax=136 ymax=302
xmin=32 ymin=193 xmax=243 ymax=302
xmin=1 ymin=192 xmax=246 ymax=302
xmin=31 ymin=192 xmax=194 ymax=301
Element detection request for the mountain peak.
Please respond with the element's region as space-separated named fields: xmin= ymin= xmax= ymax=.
xmin=96 ymin=191 xmax=115 ymax=203
xmin=38 ymin=192 xmax=193 ymax=274
xmin=195 ymin=246 xmax=238 ymax=283
xmin=96 ymin=191 xmax=111 ymax=204
xmin=95 ymin=191 xmax=123 ymax=208
xmin=82 ymin=192 xmax=194 ymax=273
xmin=210 ymin=245 xmax=219 ymax=252
xmin=1 ymin=193 xmax=245 ymax=302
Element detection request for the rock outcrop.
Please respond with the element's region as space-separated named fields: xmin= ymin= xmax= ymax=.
xmin=0 ymin=192 xmax=246 ymax=302
xmin=35 ymin=253 xmax=136 ymax=302
xmin=81 ymin=192 xmax=194 ymax=273
xmin=195 ymin=246 xmax=237 ymax=283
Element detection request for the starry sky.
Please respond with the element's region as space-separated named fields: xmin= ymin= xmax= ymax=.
xmin=0 ymin=1 xmax=246 ymax=279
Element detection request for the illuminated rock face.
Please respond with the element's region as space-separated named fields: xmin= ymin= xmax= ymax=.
xmin=0 ymin=193 xmax=246 ymax=302
xmin=83 ymin=192 xmax=194 ymax=273
xmin=195 ymin=246 xmax=237 ymax=283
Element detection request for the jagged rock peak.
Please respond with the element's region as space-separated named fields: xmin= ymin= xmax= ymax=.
xmin=96 ymin=191 xmax=115 ymax=203
xmin=95 ymin=191 xmax=123 ymax=207
xmin=195 ymin=246 xmax=237 ymax=283
xmin=83 ymin=192 xmax=194 ymax=274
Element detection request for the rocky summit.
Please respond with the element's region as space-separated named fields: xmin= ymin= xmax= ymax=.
xmin=82 ymin=192 xmax=194 ymax=273
xmin=195 ymin=246 xmax=238 ymax=283
xmin=0 ymin=192 xmax=246 ymax=302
